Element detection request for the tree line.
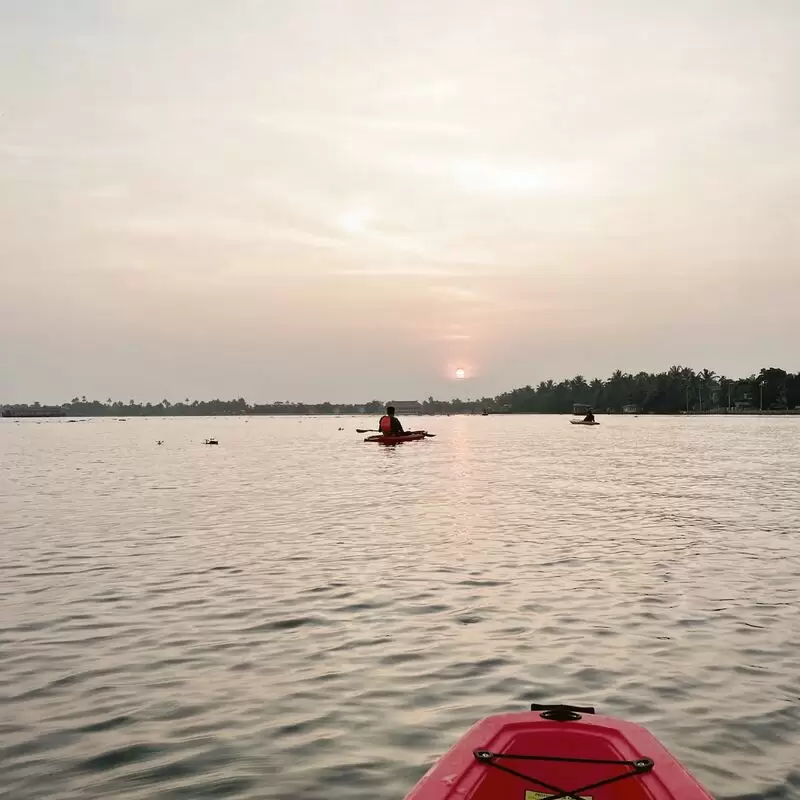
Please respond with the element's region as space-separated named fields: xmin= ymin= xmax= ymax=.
xmin=492 ymin=366 xmax=798 ymax=414
xmin=6 ymin=366 xmax=799 ymax=416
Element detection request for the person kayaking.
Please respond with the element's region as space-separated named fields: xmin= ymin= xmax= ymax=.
xmin=379 ymin=405 xmax=407 ymax=436
xmin=583 ymin=409 xmax=595 ymax=423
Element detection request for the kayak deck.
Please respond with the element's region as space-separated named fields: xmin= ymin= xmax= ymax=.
xmin=364 ymin=431 xmax=428 ymax=444
xmin=570 ymin=419 xmax=599 ymax=425
xmin=404 ymin=705 xmax=712 ymax=800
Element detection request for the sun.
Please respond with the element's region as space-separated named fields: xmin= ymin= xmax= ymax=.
xmin=455 ymin=368 xmax=466 ymax=380
xmin=337 ymin=207 xmax=375 ymax=235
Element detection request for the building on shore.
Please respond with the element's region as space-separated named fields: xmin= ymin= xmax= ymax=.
xmin=389 ymin=400 xmax=423 ymax=415
xmin=2 ymin=405 xmax=66 ymax=418
xmin=572 ymin=403 xmax=592 ymax=415
xmin=622 ymin=404 xmax=640 ymax=414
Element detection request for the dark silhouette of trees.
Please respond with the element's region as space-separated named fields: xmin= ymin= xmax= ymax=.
xmin=10 ymin=365 xmax=798 ymax=417
xmin=492 ymin=365 xmax=796 ymax=414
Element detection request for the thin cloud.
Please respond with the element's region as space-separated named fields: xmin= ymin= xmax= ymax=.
xmin=252 ymin=109 xmax=466 ymax=140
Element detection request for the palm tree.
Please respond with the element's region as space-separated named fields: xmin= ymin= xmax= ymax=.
xmin=589 ymin=378 xmax=604 ymax=408
xmin=698 ymin=369 xmax=718 ymax=410
xmin=571 ymin=374 xmax=588 ymax=400
xmin=718 ymin=375 xmax=732 ymax=409
xmin=699 ymin=368 xmax=717 ymax=383
xmin=606 ymin=370 xmax=629 ymax=411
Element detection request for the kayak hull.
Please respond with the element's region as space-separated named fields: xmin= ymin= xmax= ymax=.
xmin=570 ymin=419 xmax=599 ymax=425
xmin=364 ymin=431 xmax=428 ymax=444
xmin=404 ymin=706 xmax=712 ymax=800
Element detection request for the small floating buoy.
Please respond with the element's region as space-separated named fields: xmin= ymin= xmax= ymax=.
xmin=156 ymin=440 xmax=164 ymax=445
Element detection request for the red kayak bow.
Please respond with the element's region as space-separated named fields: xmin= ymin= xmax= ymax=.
xmin=404 ymin=704 xmax=713 ymax=800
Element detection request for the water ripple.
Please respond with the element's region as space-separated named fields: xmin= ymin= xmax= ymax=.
xmin=1 ymin=415 xmax=800 ymax=799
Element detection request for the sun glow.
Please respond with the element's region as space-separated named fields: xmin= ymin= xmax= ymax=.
xmin=337 ymin=207 xmax=375 ymax=235
xmin=455 ymin=368 xmax=466 ymax=380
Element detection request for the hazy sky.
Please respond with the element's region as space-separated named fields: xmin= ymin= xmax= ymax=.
xmin=2 ymin=0 xmax=798 ymax=403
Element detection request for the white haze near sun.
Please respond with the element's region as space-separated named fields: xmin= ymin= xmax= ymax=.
xmin=1 ymin=0 xmax=799 ymax=403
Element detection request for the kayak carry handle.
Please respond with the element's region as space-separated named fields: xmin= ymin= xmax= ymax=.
xmin=530 ymin=703 xmax=595 ymax=721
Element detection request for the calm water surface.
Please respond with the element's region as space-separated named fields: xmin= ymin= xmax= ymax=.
xmin=1 ymin=415 xmax=799 ymax=799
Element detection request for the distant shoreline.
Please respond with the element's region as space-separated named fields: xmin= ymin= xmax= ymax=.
xmin=4 ymin=365 xmax=798 ymax=417
xmin=4 ymin=409 xmax=800 ymax=419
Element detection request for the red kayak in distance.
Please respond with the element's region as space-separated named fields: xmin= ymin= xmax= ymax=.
xmin=364 ymin=430 xmax=431 ymax=444
xmin=404 ymin=704 xmax=713 ymax=800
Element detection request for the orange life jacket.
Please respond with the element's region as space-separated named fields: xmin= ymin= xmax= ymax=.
xmin=379 ymin=415 xmax=393 ymax=434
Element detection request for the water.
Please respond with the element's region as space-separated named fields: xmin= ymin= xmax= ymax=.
xmin=1 ymin=414 xmax=799 ymax=800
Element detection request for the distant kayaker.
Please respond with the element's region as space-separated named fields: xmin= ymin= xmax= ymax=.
xmin=379 ymin=406 xmax=406 ymax=436
xmin=583 ymin=410 xmax=595 ymax=423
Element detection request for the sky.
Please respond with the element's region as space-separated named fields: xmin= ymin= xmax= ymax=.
xmin=1 ymin=0 xmax=799 ymax=403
